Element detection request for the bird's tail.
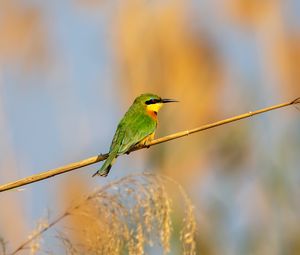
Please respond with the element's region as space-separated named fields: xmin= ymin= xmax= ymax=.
xmin=92 ymin=151 xmax=118 ymax=177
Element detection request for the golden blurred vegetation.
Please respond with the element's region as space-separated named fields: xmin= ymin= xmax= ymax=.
xmin=113 ymin=0 xmax=222 ymax=186
xmin=0 ymin=1 xmax=46 ymax=69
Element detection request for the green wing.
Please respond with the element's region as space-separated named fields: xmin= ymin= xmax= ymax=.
xmin=93 ymin=107 xmax=156 ymax=177
xmin=109 ymin=110 xmax=156 ymax=155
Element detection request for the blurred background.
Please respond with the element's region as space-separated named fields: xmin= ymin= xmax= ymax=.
xmin=0 ymin=0 xmax=300 ymax=254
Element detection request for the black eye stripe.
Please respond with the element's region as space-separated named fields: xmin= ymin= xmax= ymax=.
xmin=145 ymin=98 xmax=161 ymax=105
xmin=145 ymin=99 xmax=153 ymax=105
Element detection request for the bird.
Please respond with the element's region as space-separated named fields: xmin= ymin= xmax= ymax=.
xmin=92 ymin=93 xmax=178 ymax=177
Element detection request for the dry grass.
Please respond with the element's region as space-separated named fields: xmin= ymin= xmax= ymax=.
xmin=28 ymin=219 xmax=49 ymax=255
xmin=9 ymin=173 xmax=196 ymax=255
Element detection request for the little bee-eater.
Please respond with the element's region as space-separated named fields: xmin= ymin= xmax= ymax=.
xmin=92 ymin=93 xmax=178 ymax=177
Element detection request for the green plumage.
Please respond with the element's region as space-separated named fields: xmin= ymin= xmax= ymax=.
xmin=93 ymin=94 xmax=158 ymax=177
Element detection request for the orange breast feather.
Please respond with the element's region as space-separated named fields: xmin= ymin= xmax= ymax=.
xmin=147 ymin=109 xmax=158 ymax=120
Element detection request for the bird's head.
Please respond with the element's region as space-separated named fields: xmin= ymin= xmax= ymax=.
xmin=134 ymin=93 xmax=178 ymax=116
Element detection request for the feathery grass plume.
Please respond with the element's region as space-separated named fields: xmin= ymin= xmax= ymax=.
xmin=180 ymin=196 xmax=196 ymax=255
xmin=160 ymin=174 xmax=197 ymax=255
xmin=28 ymin=219 xmax=49 ymax=255
xmin=70 ymin=173 xmax=174 ymax=255
xmin=9 ymin=173 xmax=197 ymax=255
xmin=56 ymin=232 xmax=79 ymax=255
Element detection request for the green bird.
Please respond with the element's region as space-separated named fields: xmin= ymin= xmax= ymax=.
xmin=92 ymin=93 xmax=178 ymax=177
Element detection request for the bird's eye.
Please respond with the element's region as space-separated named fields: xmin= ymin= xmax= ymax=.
xmin=145 ymin=99 xmax=156 ymax=105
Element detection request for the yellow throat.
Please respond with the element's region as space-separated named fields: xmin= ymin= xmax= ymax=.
xmin=146 ymin=103 xmax=163 ymax=113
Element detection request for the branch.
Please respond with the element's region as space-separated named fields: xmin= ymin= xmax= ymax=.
xmin=0 ymin=98 xmax=299 ymax=193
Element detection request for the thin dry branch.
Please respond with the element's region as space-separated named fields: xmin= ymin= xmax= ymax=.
xmin=0 ymin=98 xmax=299 ymax=193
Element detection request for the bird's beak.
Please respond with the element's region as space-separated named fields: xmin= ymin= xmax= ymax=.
xmin=161 ymin=98 xmax=179 ymax=103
